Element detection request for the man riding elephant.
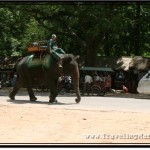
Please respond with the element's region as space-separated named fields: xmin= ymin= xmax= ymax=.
xmin=8 ymin=32 xmax=81 ymax=103
xmin=48 ymin=34 xmax=65 ymax=68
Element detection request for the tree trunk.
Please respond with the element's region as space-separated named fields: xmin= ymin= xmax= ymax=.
xmin=103 ymin=31 xmax=111 ymax=56
xmin=84 ymin=36 xmax=101 ymax=67
xmin=85 ymin=46 xmax=98 ymax=67
xmin=134 ymin=2 xmax=141 ymax=55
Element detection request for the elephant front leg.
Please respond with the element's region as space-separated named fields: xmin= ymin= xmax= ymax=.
xmin=49 ymin=84 xmax=58 ymax=103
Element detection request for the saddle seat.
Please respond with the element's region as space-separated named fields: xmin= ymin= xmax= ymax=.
xmin=27 ymin=53 xmax=52 ymax=69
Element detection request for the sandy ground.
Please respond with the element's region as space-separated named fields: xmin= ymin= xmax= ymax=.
xmin=0 ymin=88 xmax=150 ymax=145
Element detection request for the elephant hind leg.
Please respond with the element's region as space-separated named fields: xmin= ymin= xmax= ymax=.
xmin=9 ymin=91 xmax=17 ymax=100
xmin=9 ymin=80 xmax=21 ymax=100
xmin=27 ymin=86 xmax=37 ymax=101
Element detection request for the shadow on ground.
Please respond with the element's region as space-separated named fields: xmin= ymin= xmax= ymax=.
xmin=1 ymin=87 xmax=150 ymax=100
xmin=7 ymin=99 xmax=76 ymax=106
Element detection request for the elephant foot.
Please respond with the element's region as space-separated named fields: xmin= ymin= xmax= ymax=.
xmin=49 ymin=99 xmax=58 ymax=103
xmin=9 ymin=94 xmax=15 ymax=100
xmin=75 ymin=98 xmax=81 ymax=103
xmin=30 ymin=97 xmax=37 ymax=101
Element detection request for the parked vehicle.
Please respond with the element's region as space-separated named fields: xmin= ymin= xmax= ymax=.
xmin=0 ymin=80 xmax=11 ymax=89
xmin=80 ymin=67 xmax=114 ymax=96
xmin=57 ymin=83 xmax=66 ymax=95
xmin=0 ymin=81 xmax=2 ymax=89
xmin=57 ymin=80 xmax=74 ymax=95
xmin=137 ymin=70 xmax=150 ymax=94
xmin=35 ymin=83 xmax=70 ymax=95
xmin=86 ymin=81 xmax=106 ymax=96
xmin=36 ymin=85 xmax=49 ymax=92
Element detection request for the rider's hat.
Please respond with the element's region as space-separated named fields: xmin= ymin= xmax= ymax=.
xmin=52 ymin=34 xmax=56 ymax=38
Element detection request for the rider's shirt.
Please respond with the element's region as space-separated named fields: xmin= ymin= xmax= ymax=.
xmin=49 ymin=39 xmax=58 ymax=50
xmin=84 ymin=75 xmax=93 ymax=83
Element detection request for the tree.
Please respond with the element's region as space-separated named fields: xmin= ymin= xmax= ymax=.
xmin=0 ymin=2 xmax=150 ymax=65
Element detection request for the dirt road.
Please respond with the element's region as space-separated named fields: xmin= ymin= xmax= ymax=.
xmin=0 ymin=88 xmax=150 ymax=144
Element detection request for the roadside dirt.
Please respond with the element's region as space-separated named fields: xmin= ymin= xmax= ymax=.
xmin=0 ymin=87 xmax=150 ymax=144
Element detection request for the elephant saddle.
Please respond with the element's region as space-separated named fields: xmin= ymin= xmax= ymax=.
xmin=27 ymin=41 xmax=48 ymax=53
xmin=27 ymin=54 xmax=53 ymax=69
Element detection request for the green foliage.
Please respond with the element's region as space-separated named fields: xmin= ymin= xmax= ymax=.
xmin=0 ymin=2 xmax=149 ymax=66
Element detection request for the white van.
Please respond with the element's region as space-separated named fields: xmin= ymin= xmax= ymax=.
xmin=0 ymin=81 xmax=2 ymax=89
xmin=137 ymin=70 xmax=150 ymax=94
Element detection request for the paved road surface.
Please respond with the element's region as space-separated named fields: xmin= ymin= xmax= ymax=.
xmin=1 ymin=88 xmax=150 ymax=144
xmin=0 ymin=87 xmax=150 ymax=113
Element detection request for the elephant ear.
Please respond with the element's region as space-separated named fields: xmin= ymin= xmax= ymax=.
xmin=63 ymin=54 xmax=80 ymax=64
xmin=75 ymin=55 xmax=80 ymax=60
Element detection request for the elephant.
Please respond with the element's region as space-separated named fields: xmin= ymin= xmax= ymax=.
xmin=9 ymin=53 xmax=81 ymax=103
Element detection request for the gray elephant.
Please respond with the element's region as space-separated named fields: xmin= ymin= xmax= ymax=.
xmin=9 ymin=53 xmax=81 ymax=103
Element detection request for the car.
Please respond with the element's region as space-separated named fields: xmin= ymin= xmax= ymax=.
xmin=0 ymin=81 xmax=2 ymax=89
xmin=137 ymin=70 xmax=150 ymax=94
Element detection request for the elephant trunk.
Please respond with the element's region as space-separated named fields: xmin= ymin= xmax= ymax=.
xmin=62 ymin=54 xmax=81 ymax=103
xmin=71 ymin=67 xmax=81 ymax=103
